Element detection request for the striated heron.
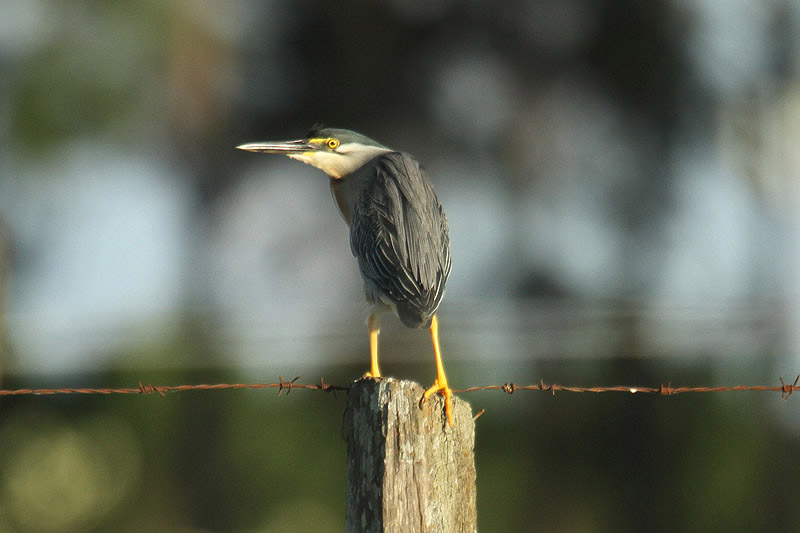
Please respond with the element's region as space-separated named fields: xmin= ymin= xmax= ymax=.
xmin=237 ymin=126 xmax=454 ymax=425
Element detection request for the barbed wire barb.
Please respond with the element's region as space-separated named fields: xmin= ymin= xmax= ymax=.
xmin=780 ymin=375 xmax=799 ymax=400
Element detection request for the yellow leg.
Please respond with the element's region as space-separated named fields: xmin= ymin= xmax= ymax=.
xmin=365 ymin=312 xmax=382 ymax=378
xmin=421 ymin=315 xmax=453 ymax=426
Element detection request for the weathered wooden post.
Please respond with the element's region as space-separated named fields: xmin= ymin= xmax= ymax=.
xmin=343 ymin=378 xmax=477 ymax=532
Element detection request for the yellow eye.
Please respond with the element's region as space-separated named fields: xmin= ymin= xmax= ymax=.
xmin=327 ymin=138 xmax=340 ymax=150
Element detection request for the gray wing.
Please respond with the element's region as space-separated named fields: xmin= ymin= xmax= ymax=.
xmin=350 ymin=152 xmax=451 ymax=329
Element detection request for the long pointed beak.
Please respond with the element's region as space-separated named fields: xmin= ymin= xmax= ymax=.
xmin=236 ymin=139 xmax=316 ymax=154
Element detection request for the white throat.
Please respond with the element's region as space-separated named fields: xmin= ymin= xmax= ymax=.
xmin=289 ymin=142 xmax=391 ymax=179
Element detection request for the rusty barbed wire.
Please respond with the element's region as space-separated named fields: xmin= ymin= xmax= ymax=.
xmin=0 ymin=375 xmax=798 ymax=400
xmin=0 ymin=376 xmax=347 ymax=397
xmin=452 ymin=374 xmax=800 ymax=400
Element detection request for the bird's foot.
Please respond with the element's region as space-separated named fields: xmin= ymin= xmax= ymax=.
xmin=421 ymin=379 xmax=454 ymax=427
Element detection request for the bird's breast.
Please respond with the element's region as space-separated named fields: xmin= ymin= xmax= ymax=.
xmin=330 ymin=179 xmax=352 ymax=225
xmin=329 ymin=162 xmax=375 ymax=226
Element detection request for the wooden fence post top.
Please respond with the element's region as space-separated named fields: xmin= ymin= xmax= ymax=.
xmin=343 ymin=378 xmax=477 ymax=533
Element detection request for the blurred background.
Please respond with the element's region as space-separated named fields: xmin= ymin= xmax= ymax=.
xmin=1 ymin=0 xmax=800 ymax=531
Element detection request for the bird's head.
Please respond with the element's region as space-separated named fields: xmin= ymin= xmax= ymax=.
xmin=237 ymin=126 xmax=391 ymax=179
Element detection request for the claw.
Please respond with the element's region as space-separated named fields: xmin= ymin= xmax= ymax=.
xmin=421 ymin=379 xmax=453 ymax=426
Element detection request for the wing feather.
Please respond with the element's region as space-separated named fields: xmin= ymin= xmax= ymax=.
xmin=350 ymin=152 xmax=451 ymax=328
